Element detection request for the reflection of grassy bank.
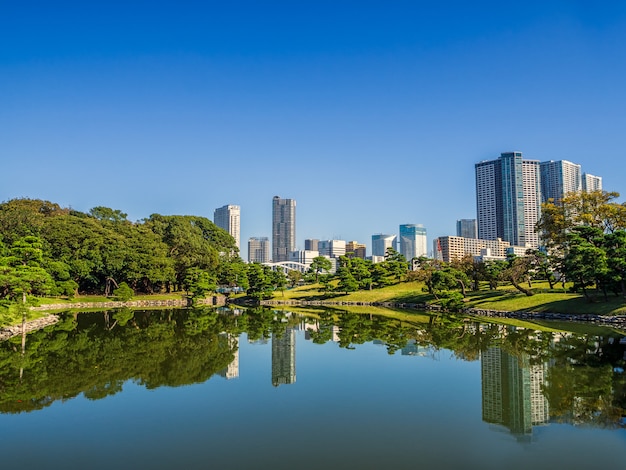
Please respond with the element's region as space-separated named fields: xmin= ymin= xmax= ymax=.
xmin=282 ymin=304 xmax=620 ymax=336
xmin=273 ymin=281 xmax=626 ymax=316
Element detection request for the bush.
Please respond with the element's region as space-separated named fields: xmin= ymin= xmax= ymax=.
xmin=113 ymin=282 xmax=134 ymax=301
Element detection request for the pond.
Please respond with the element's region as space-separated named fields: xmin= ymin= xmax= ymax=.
xmin=1 ymin=306 xmax=625 ymax=469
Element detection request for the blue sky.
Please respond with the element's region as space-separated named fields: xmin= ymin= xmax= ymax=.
xmin=2 ymin=1 xmax=626 ymax=259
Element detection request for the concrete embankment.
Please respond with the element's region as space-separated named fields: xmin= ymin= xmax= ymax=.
xmin=261 ymin=299 xmax=626 ymax=329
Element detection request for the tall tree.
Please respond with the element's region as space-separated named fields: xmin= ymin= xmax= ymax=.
xmin=309 ymin=256 xmax=332 ymax=283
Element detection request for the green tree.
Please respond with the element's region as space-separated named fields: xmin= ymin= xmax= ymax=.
xmin=246 ymin=263 xmax=274 ymax=300
xmin=385 ymin=248 xmax=408 ymax=281
xmin=336 ymin=265 xmax=359 ymax=294
xmin=287 ymin=269 xmax=302 ymax=288
xmin=603 ymin=230 xmax=626 ymax=298
xmin=500 ymin=254 xmax=534 ymax=296
xmin=271 ymin=267 xmax=288 ymax=297
xmin=309 ymin=256 xmax=332 ymax=283
xmin=113 ymin=282 xmax=134 ymax=301
xmin=563 ymin=226 xmax=608 ymax=301
xmin=183 ymin=268 xmax=216 ymax=301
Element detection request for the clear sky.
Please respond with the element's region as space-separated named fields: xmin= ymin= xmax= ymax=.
xmin=2 ymin=1 xmax=626 ymax=259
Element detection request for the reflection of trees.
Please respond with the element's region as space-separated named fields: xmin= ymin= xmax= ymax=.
xmin=2 ymin=306 xmax=625 ymax=428
xmin=0 ymin=308 xmax=240 ymax=414
xmin=542 ymin=333 xmax=626 ymax=428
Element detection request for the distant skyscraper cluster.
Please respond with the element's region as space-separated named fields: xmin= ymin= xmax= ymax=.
xmin=475 ymin=152 xmax=601 ymax=249
xmin=212 ymin=151 xmax=600 ymax=269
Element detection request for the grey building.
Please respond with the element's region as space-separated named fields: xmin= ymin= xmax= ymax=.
xmin=456 ymin=219 xmax=478 ymax=239
xmin=540 ymin=160 xmax=581 ymax=204
xmin=272 ymin=196 xmax=296 ymax=262
xmin=248 ymin=237 xmax=270 ymax=263
xmin=475 ymin=152 xmax=541 ymax=248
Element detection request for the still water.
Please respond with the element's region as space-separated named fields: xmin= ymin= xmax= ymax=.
xmin=1 ymin=307 xmax=625 ymax=469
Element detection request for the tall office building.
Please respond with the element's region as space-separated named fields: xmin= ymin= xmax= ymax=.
xmin=213 ymin=204 xmax=241 ymax=250
xmin=399 ymin=224 xmax=427 ymax=260
xmin=272 ymin=196 xmax=296 ymax=262
xmin=475 ymin=152 xmax=541 ymax=248
xmin=371 ymin=234 xmax=397 ymax=257
xmin=456 ymin=219 xmax=478 ymax=239
xmin=248 ymin=237 xmax=270 ymax=263
xmin=582 ymin=173 xmax=603 ymax=192
xmin=540 ymin=160 xmax=581 ymax=204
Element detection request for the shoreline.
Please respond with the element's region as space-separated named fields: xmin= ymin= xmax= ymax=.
xmin=0 ymin=296 xmax=226 ymax=342
xmin=261 ymin=299 xmax=626 ymax=329
xmin=3 ymin=296 xmax=625 ymax=342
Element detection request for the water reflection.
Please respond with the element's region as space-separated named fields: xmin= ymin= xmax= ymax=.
xmin=1 ymin=306 xmax=625 ymax=434
xmin=272 ymin=328 xmax=296 ymax=386
xmin=481 ymin=345 xmax=549 ymax=441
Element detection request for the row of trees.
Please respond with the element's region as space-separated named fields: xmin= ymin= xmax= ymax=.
xmin=0 ymin=198 xmax=248 ymax=316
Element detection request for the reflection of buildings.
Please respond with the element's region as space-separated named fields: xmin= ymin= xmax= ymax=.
xmin=272 ymin=328 xmax=296 ymax=386
xmin=401 ymin=339 xmax=433 ymax=357
xmin=481 ymin=346 xmax=549 ymax=440
xmin=219 ymin=334 xmax=239 ymax=380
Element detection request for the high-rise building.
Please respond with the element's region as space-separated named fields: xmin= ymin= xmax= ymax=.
xmin=213 ymin=204 xmax=241 ymax=250
xmin=540 ymin=160 xmax=582 ymax=204
xmin=248 ymin=237 xmax=270 ymax=263
xmin=582 ymin=173 xmax=603 ymax=192
xmin=318 ymin=240 xmax=346 ymax=259
xmin=399 ymin=224 xmax=427 ymax=260
xmin=345 ymin=241 xmax=367 ymax=259
xmin=272 ymin=196 xmax=296 ymax=262
xmin=304 ymin=239 xmax=319 ymax=251
xmin=456 ymin=219 xmax=478 ymax=239
xmin=371 ymin=234 xmax=397 ymax=257
xmin=475 ymin=152 xmax=541 ymax=248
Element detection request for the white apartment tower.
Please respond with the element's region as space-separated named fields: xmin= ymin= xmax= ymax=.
xmin=582 ymin=173 xmax=603 ymax=192
xmin=475 ymin=152 xmax=541 ymax=248
xmin=540 ymin=160 xmax=582 ymax=204
xmin=214 ymin=204 xmax=241 ymax=250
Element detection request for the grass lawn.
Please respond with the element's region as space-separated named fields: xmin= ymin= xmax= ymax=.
xmin=272 ymin=280 xmax=626 ymax=316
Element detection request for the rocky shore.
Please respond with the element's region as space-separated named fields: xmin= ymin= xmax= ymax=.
xmin=0 ymin=315 xmax=61 ymax=342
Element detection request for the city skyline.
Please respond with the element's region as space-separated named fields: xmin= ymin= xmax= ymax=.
xmin=2 ymin=3 xmax=625 ymax=261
